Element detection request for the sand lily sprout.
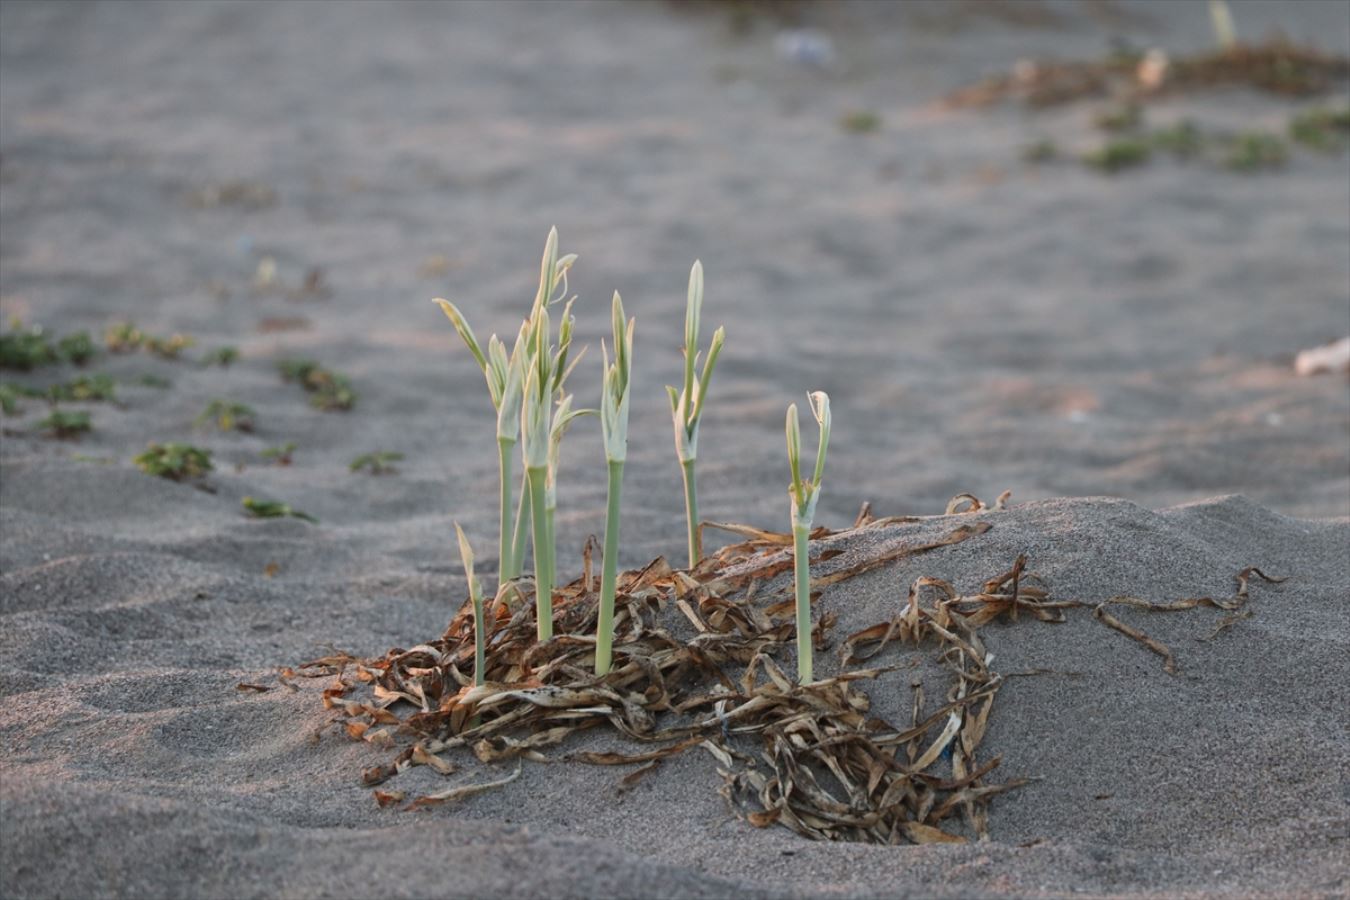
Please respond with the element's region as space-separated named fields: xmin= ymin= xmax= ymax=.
xmin=595 ymin=291 xmax=635 ymax=675
xmin=433 ymin=301 xmax=528 ymax=582
xmin=785 ymin=391 xmax=831 ymax=684
xmin=667 ymin=261 xmax=725 ymax=569
xmin=434 ymin=229 xmax=577 ymax=590
xmin=454 ymin=524 xmax=487 ymax=687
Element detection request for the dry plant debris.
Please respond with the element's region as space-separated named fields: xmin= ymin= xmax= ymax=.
xmin=942 ymin=40 xmax=1350 ymax=110
xmin=300 ymin=495 xmax=1286 ymax=846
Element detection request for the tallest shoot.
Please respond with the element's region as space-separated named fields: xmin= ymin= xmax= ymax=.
xmin=667 ymin=261 xmax=725 ymax=569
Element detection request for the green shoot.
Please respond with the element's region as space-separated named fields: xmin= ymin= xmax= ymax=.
xmin=134 ymin=442 xmax=213 ymax=481
xmin=667 ymin=261 xmax=725 ymax=568
xmin=1208 ymin=0 xmax=1238 ymax=52
xmin=242 ymin=496 xmax=317 ymax=523
xmin=196 ymin=399 xmax=256 ymax=432
xmin=596 ymin=291 xmax=635 ymax=675
xmin=516 ymin=228 xmax=582 ymax=640
xmin=137 ymin=373 xmax=172 ymax=389
xmin=432 ymin=300 xmax=528 ymax=583
xmin=200 ymin=346 xmax=240 ymax=367
xmin=37 ymin=408 xmax=92 ymax=439
xmin=785 ymin=391 xmax=831 ymax=685
xmin=260 ymin=442 xmax=296 ymax=465
xmin=350 ymin=450 xmax=404 ymax=475
xmin=46 ymin=374 xmax=116 ymax=403
xmin=543 ymin=394 xmax=594 ymax=593
xmin=0 ymin=322 xmax=58 ymax=370
xmin=455 ymin=523 xmax=487 ymax=687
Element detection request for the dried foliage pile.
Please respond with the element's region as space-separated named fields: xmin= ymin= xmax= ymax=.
xmin=298 ymin=498 xmax=1283 ymax=845
xmin=942 ymin=40 xmax=1350 ymax=109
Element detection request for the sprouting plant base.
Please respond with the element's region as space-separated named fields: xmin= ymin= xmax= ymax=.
xmin=297 ymin=498 xmax=1284 ymax=845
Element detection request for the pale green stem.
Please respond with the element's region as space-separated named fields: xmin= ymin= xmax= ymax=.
xmin=471 ymin=592 xmax=486 ymax=687
xmin=527 ymin=466 xmax=553 ymax=640
xmin=545 ymin=505 xmax=556 ymax=595
xmin=793 ymin=521 xmax=813 ymax=685
xmin=681 ymin=458 xmax=700 ymax=569
xmin=595 ymin=460 xmax=624 ymax=675
xmin=497 ymin=438 xmax=515 ymax=585
xmin=509 ymin=471 xmax=530 ymax=581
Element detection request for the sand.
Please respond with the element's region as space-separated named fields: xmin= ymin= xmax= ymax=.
xmin=1 ymin=1 xmax=1348 ymax=897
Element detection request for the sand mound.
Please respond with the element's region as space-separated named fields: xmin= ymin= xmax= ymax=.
xmin=2 ymin=495 xmax=1345 ymax=899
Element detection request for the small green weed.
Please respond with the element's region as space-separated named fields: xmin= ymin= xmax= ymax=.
xmin=137 ymin=373 xmax=173 ymax=389
xmin=134 ymin=442 xmax=214 ymax=481
xmin=1093 ymin=102 xmax=1142 ymax=132
xmin=46 ymin=373 xmax=117 ymax=403
xmin=1289 ymin=105 xmax=1350 ymax=151
xmin=278 ymin=358 xmax=356 ymax=411
xmin=1082 ymin=138 xmax=1151 ymax=173
xmin=350 ymin=451 xmax=404 ymax=475
xmin=243 ymin=496 xmax=317 ymax=523
xmin=200 ymin=346 xmax=240 ymax=368
xmin=0 ymin=323 xmax=58 ymax=371
xmin=1151 ymin=120 xmax=1205 ymax=159
xmin=1225 ymin=132 xmax=1287 ymax=171
xmin=839 ymin=110 xmax=881 ymax=134
xmin=0 ymin=382 xmax=42 ymax=415
xmin=145 ymin=333 xmax=196 ymax=359
xmin=105 ymin=322 xmax=145 ymax=353
xmin=37 ymin=409 xmax=92 ymax=439
xmin=196 ymin=399 xmax=256 ymax=432
xmin=57 ymin=332 xmax=97 ymax=365
xmin=261 ymin=442 xmax=296 ymax=465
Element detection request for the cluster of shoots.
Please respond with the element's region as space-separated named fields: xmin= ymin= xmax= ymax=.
xmin=278 ymin=359 xmax=356 ymax=411
xmin=435 ymin=228 xmax=584 ymax=641
xmin=350 ymin=451 xmax=403 ymax=475
xmin=667 ymin=261 xmax=725 ymax=569
xmin=242 ymin=496 xmax=317 ymax=523
xmin=435 ymin=231 xmax=795 ymax=679
xmin=134 ymin=442 xmax=213 ymax=481
xmin=785 ymin=392 xmax=831 ymax=685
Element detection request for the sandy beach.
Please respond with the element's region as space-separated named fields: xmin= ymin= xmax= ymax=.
xmin=2 ymin=1 xmax=1348 ymax=897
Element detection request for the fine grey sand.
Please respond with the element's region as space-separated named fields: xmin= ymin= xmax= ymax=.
xmin=2 ymin=1 xmax=1348 ymax=898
